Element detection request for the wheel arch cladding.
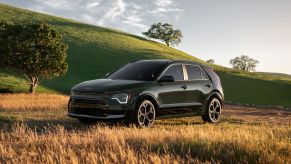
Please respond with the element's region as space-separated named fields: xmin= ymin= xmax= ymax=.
xmin=135 ymin=94 xmax=159 ymax=112
xmin=207 ymin=91 xmax=223 ymax=106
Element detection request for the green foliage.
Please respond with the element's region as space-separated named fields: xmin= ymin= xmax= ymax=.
xmin=0 ymin=21 xmax=68 ymax=93
xmin=229 ymin=55 xmax=259 ymax=72
xmin=143 ymin=22 xmax=182 ymax=47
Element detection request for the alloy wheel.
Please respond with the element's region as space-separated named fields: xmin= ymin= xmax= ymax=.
xmin=208 ymin=98 xmax=221 ymax=122
xmin=137 ymin=100 xmax=155 ymax=127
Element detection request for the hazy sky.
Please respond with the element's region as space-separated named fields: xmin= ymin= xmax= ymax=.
xmin=1 ymin=0 xmax=291 ymax=74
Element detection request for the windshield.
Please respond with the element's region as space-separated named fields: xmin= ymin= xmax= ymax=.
xmin=107 ymin=61 xmax=166 ymax=81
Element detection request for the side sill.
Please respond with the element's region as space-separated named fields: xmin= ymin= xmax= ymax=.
xmin=159 ymin=102 xmax=202 ymax=109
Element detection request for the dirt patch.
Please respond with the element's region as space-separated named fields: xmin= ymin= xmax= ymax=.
xmin=223 ymin=104 xmax=291 ymax=125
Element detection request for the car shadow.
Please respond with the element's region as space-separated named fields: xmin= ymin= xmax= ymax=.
xmin=0 ymin=113 xmax=256 ymax=133
xmin=0 ymin=117 xmax=133 ymax=133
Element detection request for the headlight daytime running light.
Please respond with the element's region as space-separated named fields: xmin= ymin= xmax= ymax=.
xmin=111 ymin=93 xmax=129 ymax=104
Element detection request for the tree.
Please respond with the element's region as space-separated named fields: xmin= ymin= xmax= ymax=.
xmin=206 ymin=59 xmax=215 ymax=64
xmin=143 ymin=23 xmax=182 ymax=47
xmin=0 ymin=21 xmax=68 ymax=93
xmin=229 ymin=55 xmax=259 ymax=72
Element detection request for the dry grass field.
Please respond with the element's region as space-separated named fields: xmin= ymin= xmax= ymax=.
xmin=0 ymin=94 xmax=291 ymax=163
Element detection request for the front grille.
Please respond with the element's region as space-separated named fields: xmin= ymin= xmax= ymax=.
xmin=69 ymin=97 xmax=108 ymax=116
xmin=69 ymin=97 xmax=125 ymax=117
xmin=70 ymin=97 xmax=106 ymax=108
xmin=73 ymin=98 xmax=106 ymax=105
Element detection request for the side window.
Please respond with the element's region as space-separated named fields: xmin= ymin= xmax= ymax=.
xmin=185 ymin=65 xmax=208 ymax=80
xmin=163 ymin=65 xmax=184 ymax=81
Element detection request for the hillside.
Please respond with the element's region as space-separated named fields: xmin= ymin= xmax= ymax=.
xmin=256 ymin=72 xmax=291 ymax=80
xmin=0 ymin=3 xmax=291 ymax=108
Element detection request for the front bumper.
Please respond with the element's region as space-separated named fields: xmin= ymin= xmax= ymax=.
xmin=67 ymin=92 xmax=135 ymax=120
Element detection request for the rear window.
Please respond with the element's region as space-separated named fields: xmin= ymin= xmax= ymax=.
xmin=185 ymin=65 xmax=208 ymax=80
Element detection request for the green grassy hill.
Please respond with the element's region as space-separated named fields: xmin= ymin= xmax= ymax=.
xmin=0 ymin=3 xmax=291 ymax=108
xmin=256 ymin=72 xmax=291 ymax=80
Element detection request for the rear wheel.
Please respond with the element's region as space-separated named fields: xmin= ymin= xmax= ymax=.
xmin=133 ymin=100 xmax=156 ymax=128
xmin=202 ymin=98 xmax=222 ymax=123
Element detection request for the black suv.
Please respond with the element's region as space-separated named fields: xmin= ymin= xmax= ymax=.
xmin=68 ymin=60 xmax=224 ymax=127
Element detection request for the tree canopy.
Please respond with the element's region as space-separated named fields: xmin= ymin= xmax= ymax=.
xmin=229 ymin=55 xmax=259 ymax=72
xmin=206 ymin=59 xmax=215 ymax=64
xmin=143 ymin=23 xmax=182 ymax=47
xmin=0 ymin=21 xmax=68 ymax=93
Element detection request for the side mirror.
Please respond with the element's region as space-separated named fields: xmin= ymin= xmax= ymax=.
xmin=158 ymin=75 xmax=175 ymax=82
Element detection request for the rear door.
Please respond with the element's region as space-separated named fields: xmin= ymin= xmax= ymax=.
xmin=184 ymin=64 xmax=212 ymax=106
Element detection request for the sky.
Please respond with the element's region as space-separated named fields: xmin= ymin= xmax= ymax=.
xmin=1 ymin=0 xmax=291 ymax=74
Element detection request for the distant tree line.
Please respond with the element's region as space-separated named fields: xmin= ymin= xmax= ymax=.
xmin=144 ymin=23 xmax=259 ymax=72
xmin=206 ymin=55 xmax=259 ymax=72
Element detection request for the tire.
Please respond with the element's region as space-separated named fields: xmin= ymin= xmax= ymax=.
xmin=133 ymin=100 xmax=156 ymax=128
xmin=78 ymin=118 xmax=97 ymax=124
xmin=202 ymin=98 xmax=222 ymax=123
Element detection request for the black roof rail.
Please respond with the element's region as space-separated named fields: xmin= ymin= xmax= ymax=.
xmin=169 ymin=60 xmax=201 ymax=65
xmin=128 ymin=59 xmax=171 ymax=63
xmin=128 ymin=60 xmax=140 ymax=63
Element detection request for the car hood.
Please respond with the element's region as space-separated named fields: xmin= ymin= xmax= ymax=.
xmin=72 ymin=79 xmax=148 ymax=93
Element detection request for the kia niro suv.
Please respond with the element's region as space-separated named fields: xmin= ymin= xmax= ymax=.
xmin=68 ymin=60 xmax=224 ymax=127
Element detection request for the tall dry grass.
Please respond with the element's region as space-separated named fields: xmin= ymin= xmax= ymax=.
xmin=0 ymin=123 xmax=290 ymax=163
xmin=0 ymin=94 xmax=291 ymax=163
xmin=0 ymin=94 xmax=69 ymax=110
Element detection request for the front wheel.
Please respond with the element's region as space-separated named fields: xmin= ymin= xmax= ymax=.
xmin=202 ymin=98 xmax=222 ymax=123
xmin=133 ymin=100 xmax=156 ymax=128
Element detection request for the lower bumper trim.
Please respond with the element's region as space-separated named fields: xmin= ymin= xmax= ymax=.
xmin=68 ymin=113 xmax=126 ymax=119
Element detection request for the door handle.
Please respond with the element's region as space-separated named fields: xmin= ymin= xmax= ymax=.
xmin=181 ymin=85 xmax=189 ymax=89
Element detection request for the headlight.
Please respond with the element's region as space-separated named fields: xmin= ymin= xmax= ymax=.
xmin=111 ymin=93 xmax=129 ymax=104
